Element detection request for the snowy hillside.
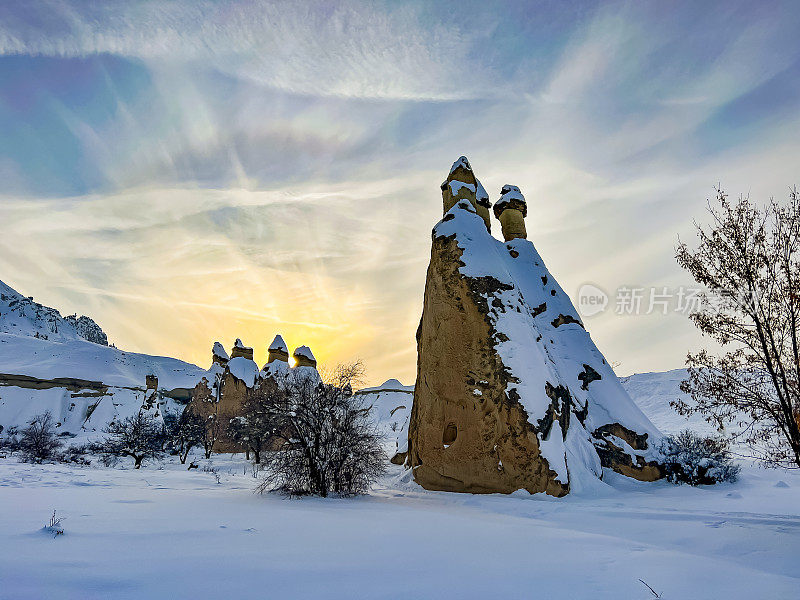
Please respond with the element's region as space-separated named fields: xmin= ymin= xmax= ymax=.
xmin=356 ymin=379 xmax=413 ymax=460
xmin=0 ymin=332 xmax=207 ymax=390
xmin=0 ymin=280 xmax=209 ymax=437
xmin=619 ymin=369 xmax=718 ymax=436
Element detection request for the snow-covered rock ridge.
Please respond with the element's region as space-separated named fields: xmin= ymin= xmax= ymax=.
xmin=0 ymin=280 xmax=108 ymax=345
xmin=407 ymin=157 xmax=663 ymax=497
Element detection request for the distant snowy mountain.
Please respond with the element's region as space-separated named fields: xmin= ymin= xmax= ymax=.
xmin=0 ymin=280 xmax=108 ymax=345
xmin=620 ymin=369 xmax=733 ymax=439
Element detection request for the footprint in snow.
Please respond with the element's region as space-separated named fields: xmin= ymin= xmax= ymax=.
xmin=775 ymin=480 xmax=790 ymax=488
xmin=726 ymin=492 xmax=743 ymax=499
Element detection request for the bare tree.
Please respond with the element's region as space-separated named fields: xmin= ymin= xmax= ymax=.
xmin=257 ymin=361 xmax=386 ymax=496
xmin=228 ymin=378 xmax=284 ymax=464
xmin=164 ymin=409 xmax=207 ymax=464
xmin=675 ymin=187 xmax=800 ymax=467
xmin=19 ymin=412 xmax=63 ymax=463
xmin=189 ymin=375 xmax=224 ymax=459
xmin=101 ymin=412 xmax=164 ymax=468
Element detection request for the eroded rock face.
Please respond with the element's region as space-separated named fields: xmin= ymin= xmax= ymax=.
xmin=407 ymin=231 xmax=568 ymax=496
xmin=407 ymin=161 xmax=664 ymax=496
xmin=406 ymin=218 xmax=568 ymax=496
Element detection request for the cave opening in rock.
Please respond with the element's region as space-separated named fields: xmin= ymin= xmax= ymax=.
xmin=443 ymin=422 xmax=458 ymax=447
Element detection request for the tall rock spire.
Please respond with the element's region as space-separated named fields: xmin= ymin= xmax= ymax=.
xmin=405 ymin=158 xmax=664 ymax=497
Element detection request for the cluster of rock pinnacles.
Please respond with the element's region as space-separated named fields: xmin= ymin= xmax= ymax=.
xmin=188 ymin=335 xmax=317 ymax=452
xmin=403 ymin=156 xmax=664 ymax=497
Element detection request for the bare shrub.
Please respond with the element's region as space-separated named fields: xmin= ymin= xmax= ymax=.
xmin=163 ymin=409 xmax=206 ymax=464
xmin=257 ymin=361 xmax=386 ymax=497
xmin=43 ymin=510 xmax=64 ymax=538
xmin=100 ymin=412 xmax=165 ymax=468
xmin=20 ymin=412 xmax=63 ymax=463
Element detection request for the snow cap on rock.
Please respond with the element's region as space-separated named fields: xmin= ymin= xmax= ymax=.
xmin=269 ymin=335 xmax=288 ymax=352
xmin=493 ymin=185 xmax=528 ymax=241
xmin=449 ymin=155 xmax=473 ymax=177
xmin=441 ymin=155 xmax=478 ymax=214
xmin=493 ymin=185 xmax=527 ymax=218
xmin=230 ymin=338 xmax=254 ymax=360
xmin=212 ymin=341 xmax=230 ymax=367
xmin=212 ymin=341 xmax=229 ymax=360
xmin=267 ymin=334 xmax=290 ymax=363
xmin=293 ymin=345 xmax=317 ymax=369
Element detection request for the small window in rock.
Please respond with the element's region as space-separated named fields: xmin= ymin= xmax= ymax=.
xmin=443 ymin=422 xmax=458 ymax=447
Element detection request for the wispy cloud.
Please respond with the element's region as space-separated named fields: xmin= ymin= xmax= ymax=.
xmin=0 ymin=0 xmax=505 ymax=101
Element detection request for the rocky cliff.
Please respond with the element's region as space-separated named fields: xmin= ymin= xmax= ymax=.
xmin=406 ymin=157 xmax=663 ymax=496
xmin=0 ymin=280 xmax=108 ymax=345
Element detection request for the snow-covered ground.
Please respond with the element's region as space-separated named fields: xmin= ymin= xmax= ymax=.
xmin=1 ymin=454 xmax=797 ymax=599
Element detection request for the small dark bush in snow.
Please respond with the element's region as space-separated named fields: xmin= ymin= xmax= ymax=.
xmin=56 ymin=443 xmax=93 ymax=466
xmin=19 ymin=412 xmax=63 ymax=463
xmin=659 ymin=430 xmax=740 ymax=485
xmin=43 ymin=510 xmax=64 ymax=538
xmin=0 ymin=425 xmax=21 ymax=455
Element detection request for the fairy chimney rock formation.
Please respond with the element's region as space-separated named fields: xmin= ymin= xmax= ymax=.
xmin=268 ymin=334 xmax=290 ymax=363
xmin=293 ymin=345 xmax=317 ymax=369
xmin=192 ymin=334 xmax=322 ymax=454
xmin=493 ymin=184 xmax=528 ymax=242
xmin=406 ymin=157 xmax=664 ymax=497
xmin=230 ymin=338 xmax=254 ymax=361
xmin=441 ymin=156 xmax=477 ymax=214
xmin=212 ymin=341 xmax=229 ymax=368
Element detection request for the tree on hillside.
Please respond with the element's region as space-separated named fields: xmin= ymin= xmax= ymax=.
xmin=101 ymin=413 xmax=164 ymax=468
xmin=675 ymin=187 xmax=800 ymax=468
xmin=19 ymin=412 xmax=63 ymax=463
xmin=257 ymin=361 xmax=386 ymax=496
xmin=163 ymin=409 xmax=207 ymax=464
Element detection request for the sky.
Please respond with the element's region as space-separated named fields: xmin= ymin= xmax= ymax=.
xmin=1 ymin=0 xmax=800 ymax=386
